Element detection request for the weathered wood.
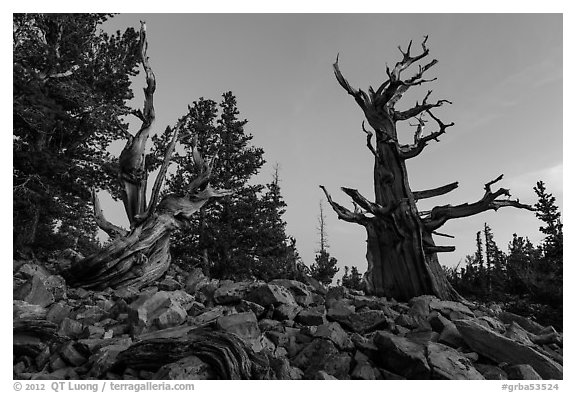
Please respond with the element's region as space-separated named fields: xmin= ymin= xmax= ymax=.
xmin=327 ymin=37 xmax=532 ymax=301
xmin=115 ymin=329 xmax=271 ymax=379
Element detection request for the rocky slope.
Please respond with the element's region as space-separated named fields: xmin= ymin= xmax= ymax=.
xmin=13 ymin=254 xmax=563 ymax=380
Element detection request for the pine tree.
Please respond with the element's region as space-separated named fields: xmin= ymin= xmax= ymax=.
xmin=484 ymin=223 xmax=506 ymax=296
xmin=13 ymin=14 xmax=140 ymax=255
xmin=342 ymin=265 xmax=363 ymax=290
xmin=533 ymin=181 xmax=563 ymax=271
xmin=151 ymin=101 xmax=300 ymax=280
xmin=310 ymin=201 xmax=339 ymax=285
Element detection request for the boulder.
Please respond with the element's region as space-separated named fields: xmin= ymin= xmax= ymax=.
xmin=214 ymin=281 xmax=255 ymax=304
xmin=313 ymin=322 xmax=352 ymax=351
xmin=505 ymin=322 xmax=535 ymax=346
xmin=188 ymin=305 xmax=236 ymax=327
xmin=474 ymin=364 xmax=508 ymax=380
xmin=295 ymin=308 xmax=327 ymax=326
xmin=154 ymin=355 xmax=216 ymax=380
xmin=429 ymin=299 xmax=474 ymax=319
xmin=58 ymin=317 xmax=84 ymax=339
xmin=158 ymin=277 xmax=181 ymax=291
xmin=245 ymin=284 xmax=298 ymax=307
xmin=505 ymin=364 xmax=542 ymax=380
xmin=373 ymin=331 xmax=431 ymax=379
xmin=351 ymin=362 xmax=383 ymax=380
xmin=331 ymin=310 xmax=393 ymax=334
xmin=291 ymin=338 xmax=339 ymax=373
xmin=128 ymin=291 xmax=187 ymax=330
xmin=426 ymin=342 xmax=484 ymax=380
xmin=87 ymin=343 xmax=132 ymax=378
xmin=269 ymin=279 xmax=315 ymax=306
xmin=273 ymin=304 xmax=302 ymax=321
xmin=454 ymin=319 xmax=562 ymax=379
xmin=59 ymin=341 xmax=88 ymax=367
xmin=314 ymin=370 xmax=338 ymax=380
xmin=499 ymin=312 xmax=545 ymax=335
xmin=14 ymin=276 xmax=54 ymax=307
xmin=215 ymin=312 xmax=261 ymax=350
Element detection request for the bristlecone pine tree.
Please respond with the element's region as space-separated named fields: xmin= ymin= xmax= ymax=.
xmin=321 ymin=36 xmax=534 ymax=300
xmin=65 ymin=23 xmax=231 ymax=289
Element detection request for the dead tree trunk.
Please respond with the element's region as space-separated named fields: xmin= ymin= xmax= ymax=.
xmin=65 ymin=23 xmax=231 ymax=289
xmin=321 ymin=37 xmax=533 ymax=301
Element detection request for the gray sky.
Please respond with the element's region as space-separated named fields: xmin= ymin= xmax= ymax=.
xmin=100 ymin=14 xmax=562 ymax=280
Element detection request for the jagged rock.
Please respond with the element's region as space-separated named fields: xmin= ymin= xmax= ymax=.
xmin=426 ymin=342 xmax=484 ymax=380
xmin=499 ymin=312 xmax=545 ymax=335
xmin=68 ymin=287 xmax=91 ymax=300
xmin=269 ymin=357 xmax=304 ymax=380
xmin=214 ymin=281 xmax=255 ymax=304
xmin=314 ymin=370 xmax=338 ymax=380
xmin=246 ymin=284 xmax=298 ymax=307
xmin=80 ymin=325 xmax=105 ymax=339
xmin=454 ymin=319 xmax=562 ymax=379
xmin=430 ymin=299 xmax=474 ymax=319
xmin=329 ymin=309 xmax=393 ymax=334
xmin=28 ymin=367 xmax=79 ymax=380
xmin=167 ymin=290 xmax=196 ymax=312
xmin=408 ymin=295 xmax=436 ymax=317
xmin=291 ymin=338 xmax=340 ymax=377
xmin=373 ymin=331 xmax=431 ymax=379
xmin=295 ymin=308 xmax=327 ymax=326
xmin=128 ymin=291 xmax=188 ymax=330
xmin=505 ymin=322 xmax=535 ymax=346
xmin=158 ymin=277 xmax=182 ymax=291
xmin=86 ymin=342 xmax=131 ymax=378
xmin=73 ymin=305 xmax=108 ymax=325
xmin=112 ymin=287 xmax=140 ymax=302
xmin=274 ymin=304 xmax=302 ymax=321
xmin=58 ymin=318 xmax=84 ymax=339
xmin=184 ymin=268 xmax=210 ymax=294
xmin=406 ymin=330 xmax=439 ymax=344
xmin=59 ymin=341 xmax=87 ymax=367
xmin=326 ymin=299 xmax=355 ymax=318
xmin=188 ymin=305 xmax=236 ymax=327
xmin=351 ymin=361 xmax=382 ymax=380
xmin=14 ymin=276 xmax=55 ymax=307
xmin=476 ymin=316 xmax=507 ymax=333
xmin=216 ymin=312 xmax=261 ymax=351
xmin=154 ymin=355 xmax=216 ymax=379
xmin=235 ymin=299 xmax=266 ymax=318
xmin=314 ymin=322 xmax=352 ymax=351
xmin=269 ymin=279 xmax=315 ymax=306
xmin=14 ymin=300 xmax=47 ymax=320
xmin=258 ymin=319 xmax=283 ymax=333
xmin=505 ymin=364 xmax=542 ymax=380
xmin=395 ymin=313 xmax=431 ymax=331
xmin=475 ymin=364 xmax=508 ymax=379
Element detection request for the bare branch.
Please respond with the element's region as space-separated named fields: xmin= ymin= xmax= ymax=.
xmin=423 ymin=176 xmax=535 ymax=231
xmin=432 ymin=231 xmax=455 ymax=239
xmin=391 ymin=36 xmax=430 ymax=80
xmin=139 ymin=120 xmax=183 ymax=221
xmin=319 ymin=185 xmax=368 ymax=226
xmin=413 ymin=181 xmax=459 ymax=200
xmin=118 ymin=22 xmax=157 ymax=225
xmin=333 ymin=55 xmax=370 ymax=110
xmin=397 ymin=110 xmax=454 ymax=159
xmin=341 ymin=187 xmax=391 ymax=217
xmin=92 ymin=188 xmax=128 ymax=239
xmin=425 ymin=245 xmax=455 ymax=253
xmin=394 ymin=92 xmax=452 ymax=122
xmin=361 ymin=121 xmax=379 ymax=159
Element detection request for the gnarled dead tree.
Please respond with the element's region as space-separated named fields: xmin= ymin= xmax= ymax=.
xmin=322 ymin=37 xmax=533 ymax=301
xmin=65 ymin=22 xmax=231 ymax=289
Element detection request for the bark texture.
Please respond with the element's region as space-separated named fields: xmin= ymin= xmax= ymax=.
xmin=65 ymin=22 xmax=231 ymax=289
xmin=322 ymin=37 xmax=533 ymax=301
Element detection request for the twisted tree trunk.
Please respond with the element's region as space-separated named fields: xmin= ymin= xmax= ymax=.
xmin=65 ymin=23 xmax=230 ymax=290
xmin=322 ymin=37 xmax=533 ymax=301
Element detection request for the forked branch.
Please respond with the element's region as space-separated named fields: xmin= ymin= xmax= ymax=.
xmin=341 ymin=187 xmax=391 ymax=217
xmin=397 ymin=109 xmax=454 ymax=159
xmin=423 ymin=175 xmax=534 ymax=231
xmin=320 ymin=185 xmax=368 ymax=226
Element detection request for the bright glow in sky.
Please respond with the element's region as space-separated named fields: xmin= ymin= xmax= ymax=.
xmin=100 ymin=14 xmax=562 ymax=280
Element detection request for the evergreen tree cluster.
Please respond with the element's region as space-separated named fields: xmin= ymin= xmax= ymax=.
xmin=445 ymin=181 xmax=562 ymax=327
xmin=341 ymin=265 xmax=363 ymax=290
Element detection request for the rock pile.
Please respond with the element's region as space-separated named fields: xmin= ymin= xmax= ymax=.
xmin=13 ymin=259 xmax=563 ymax=380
